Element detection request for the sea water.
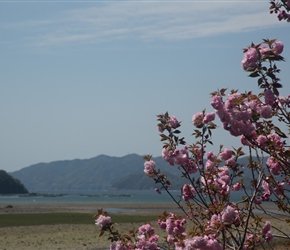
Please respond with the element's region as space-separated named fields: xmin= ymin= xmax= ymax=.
xmin=0 ymin=190 xmax=246 ymax=204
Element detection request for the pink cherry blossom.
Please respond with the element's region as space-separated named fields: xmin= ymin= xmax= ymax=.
xmin=203 ymin=112 xmax=215 ymax=124
xmin=261 ymin=221 xmax=271 ymax=235
xmin=266 ymin=156 xmax=282 ymax=175
xmin=256 ymin=135 xmax=267 ymax=148
xmin=273 ymin=41 xmax=284 ymax=55
xmin=110 ymin=241 xmax=129 ymax=250
xmin=232 ymin=183 xmax=241 ymax=191
xmin=262 ymin=180 xmax=272 ymax=201
xmin=226 ymin=157 xmax=236 ymax=167
xmin=259 ymin=46 xmax=271 ymax=59
xmin=211 ymin=95 xmax=223 ymax=110
xmin=144 ymin=160 xmax=156 ymax=178
xmin=264 ymin=89 xmax=275 ymax=106
xmin=162 ymin=147 xmax=175 ymax=165
xmin=95 ymin=215 xmax=111 ymax=227
xmin=220 ymin=148 xmax=232 ymax=161
xmin=182 ymin=184 xmax=196 ymax=202
xmin=242 ymin=47 xmax=259 ymax=70
xmin=169 ymin=115 xmax=180 ymax=129
xmin=192 ymin=112 xmax=204 ymax=128
xmin=221 ymin=205 xmax=238 ymax=224
xmin=259 ymin=105 xmax=272 ymax=118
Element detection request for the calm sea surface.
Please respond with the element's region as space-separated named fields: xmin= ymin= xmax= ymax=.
xmin=0 ymin=190 xmax=246 ymax=205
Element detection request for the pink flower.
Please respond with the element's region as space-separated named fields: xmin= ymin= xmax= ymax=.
xmin=184 ymin=160 xmax=198 ymax=174
xmin=182 ymin=184 xmax=196 ymax=202
xmin=232 ymin=183 xmax=241 ymax=191
xmin=138 ymin=223 xmax=155 ymax=236
xmin=184 ymin=236 xmax=222 ymax=250
xmin=169 ymin=115 xmax=180 ymax=129
xmin=261 ymin=221 xmax=271 ymax=235
xmin=265 ymin=231 xmax=273 ymax=242
xmin=240 ymin=135 xmax=252 ymax=146
xmin=277 ymin=10 xmax=290 ymax=21
xmin=110 ymin=241 xmax=129 ymax=250
xmin=192 ymin=112 xmax=204 ymax=128
xmin=220 ymin=148 xmax=232 ymax=161
xmin=219 ymin=166 xmax=229 ymax=178
xmin=226 ymin=158 xmax=236 ymax=167
xmin=157 ymin=125 xmax=164 ymax=133
xmin=260 ymin=46 xmax=271 ymax=59
xmin=273 ymin=41 xmax=284 ymax=55
xmin=259 ymin=105 xmax=272 ymax=118
xmin=231 ymin=109 xmax=252 ymax=121
xmin=268 ymin=132 xmax=284 ymax=148
xmin=264 ymin=89 xmax=275 ymax=106
xmin=256 ymin=135 xmax=267 ymax=148
xmin=206 ymin=159 xmax=217 ymax=172
xmin=242 ymin=47 xmax=259 ymax=70
xmin=157 ymin=220 xmax=166 ymax=230
xmin=165 ymin=213 xmax=186 ymax=236
xmin=144 ymin=160 xmax=156 ymax=178
xmin=95 ymin=215 xmax=111 ymax=227
xmin=174 ymin=146 xmax=189 ymax=165
xmin=203 ymin=112 xmax=215 ymax=124
xmin=261 ymin=221 xmax=273 ymax=242
xmin=207 ymin=151 xmax=215 ymax=161
xmin=262 ymin=180 xmax=272 ymax=201
xmin=162 ymin=148 xmax=175 ymax=165
xmin=221 ymin=205 xmax=237 ymax=224
xmin=224 ymin=93 xmax=242 ymax=110
xmin=266 ymin=156 xmax=282 ymax=175
xmin=186 ymin=236 xmax=207 ymax=248
xmin=211 ymin=95 xmax=223 ymax=110
xmin=216 ymin=108 xmax=231 ymax=123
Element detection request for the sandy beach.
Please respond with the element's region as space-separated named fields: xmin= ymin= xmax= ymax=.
xmin=1 ymin=202 xmax=289 ymax=250
xmin=0 ymin=202 xmax=178 ymax=250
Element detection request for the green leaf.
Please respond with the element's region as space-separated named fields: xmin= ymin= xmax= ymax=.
xmin=249 ymin=71 xmax=260 ymax=78
xmin=273 ymin=126 xmax=287 ymax=138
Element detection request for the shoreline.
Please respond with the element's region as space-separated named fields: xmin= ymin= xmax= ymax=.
xmin=0 ymin=202 xmax=181 ymax=216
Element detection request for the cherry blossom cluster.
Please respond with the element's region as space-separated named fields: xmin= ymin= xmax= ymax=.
xmin=270 ymin=0 xmax=290 ymax=21
xmin=241 ymin=41 xmax=284 ymax=71
xmin=95 ymin=5 xmax=290 ymax=248
xmin=95 ymin=214 xmax=111 ymax=227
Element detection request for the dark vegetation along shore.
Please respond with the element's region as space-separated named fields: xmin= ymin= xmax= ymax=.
xmin=0 ymin=170 xmax=28 ymax=194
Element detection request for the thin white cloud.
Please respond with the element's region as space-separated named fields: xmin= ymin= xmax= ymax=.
xmin=2 ymin=1 xmax=284 ymax=46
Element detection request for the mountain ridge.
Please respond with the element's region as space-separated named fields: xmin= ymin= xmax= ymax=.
xmin=10 ymin=154 xmax=174 ymax=192
xmin=10 ymin=154 xmax=258 ymax=193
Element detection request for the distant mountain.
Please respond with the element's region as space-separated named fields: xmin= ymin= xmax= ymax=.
xmin=10 ymin=154 xmax=182 ymax=193
xmin=10 ymin=154 xmax=262 ymax=193
xmin=0 ymin=170 xmax=28 ymax=194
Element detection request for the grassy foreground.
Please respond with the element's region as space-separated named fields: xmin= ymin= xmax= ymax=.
xmin=0 ymin=212 xmax=158 ymax=227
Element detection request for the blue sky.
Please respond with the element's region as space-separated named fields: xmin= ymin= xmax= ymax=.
xmin=0 ymin=0 xmax=289 ymax=172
